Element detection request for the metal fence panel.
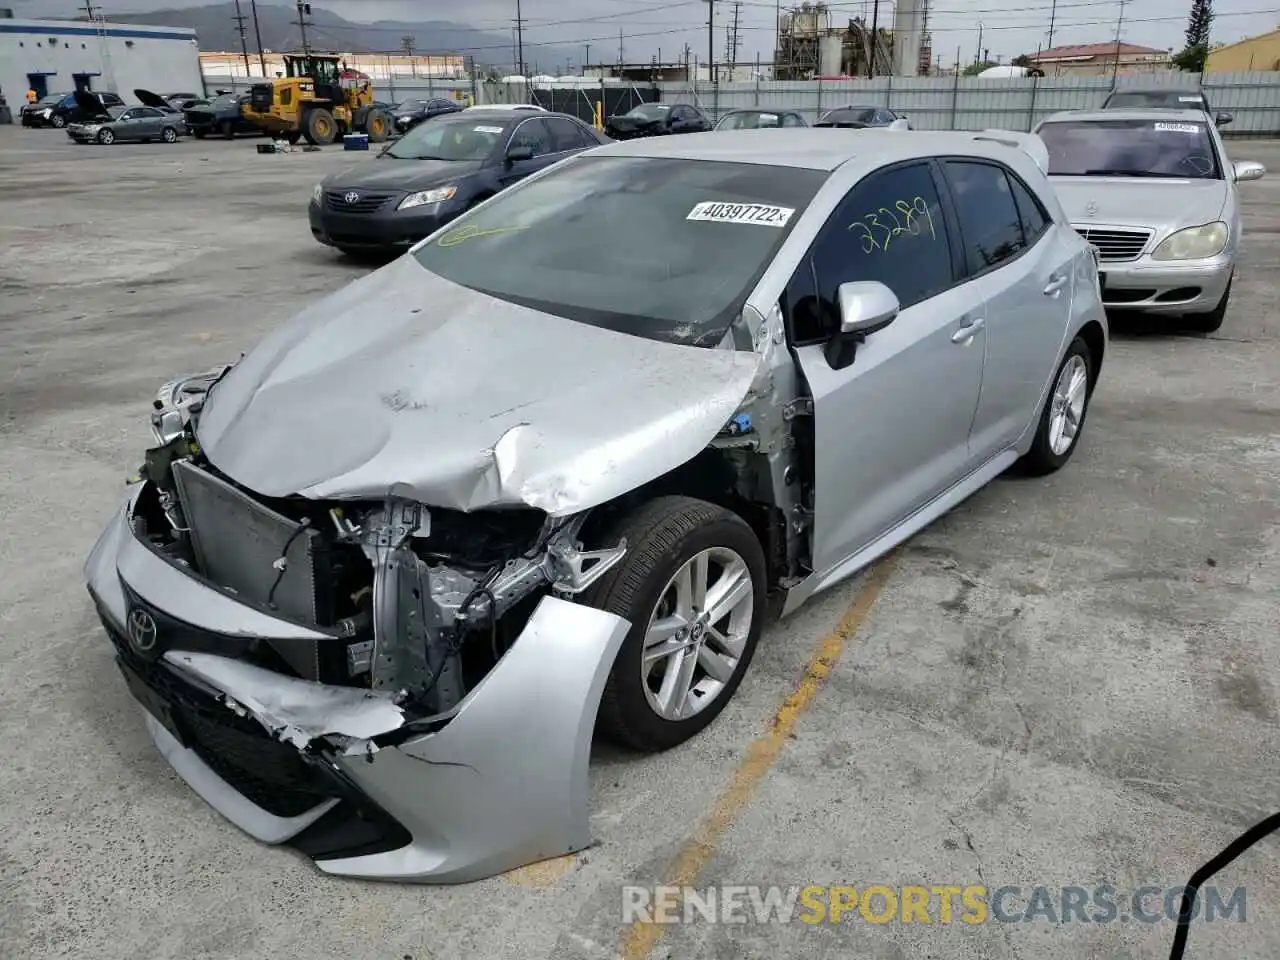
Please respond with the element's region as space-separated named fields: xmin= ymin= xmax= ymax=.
xmin=653 ymin=71 xmax=1280 ymax=134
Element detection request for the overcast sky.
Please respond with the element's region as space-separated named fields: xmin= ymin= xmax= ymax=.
xmin=22 ymin=0 xmax=1280 ymax=70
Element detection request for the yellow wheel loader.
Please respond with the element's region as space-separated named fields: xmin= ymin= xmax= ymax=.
xmin=242 ymin=53 xmax=392 ymax=146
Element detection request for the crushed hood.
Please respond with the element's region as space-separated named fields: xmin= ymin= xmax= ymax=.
xmin=1050 ymin=177 xmax=1228 ymax=230
xmin=195 ymin=256 xmax=762 ymax=515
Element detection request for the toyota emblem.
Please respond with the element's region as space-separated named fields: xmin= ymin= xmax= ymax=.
xmin=127 ymin=608 xmax=158 ymax=655
xmin=344 ymin=191 xmax=360 ymax=204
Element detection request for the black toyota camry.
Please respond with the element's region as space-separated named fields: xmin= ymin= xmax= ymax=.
xmin=309 ymin=108 xmax=610 ymax=257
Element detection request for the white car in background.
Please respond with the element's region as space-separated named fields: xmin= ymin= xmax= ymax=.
xmin=1035 ymin=108 xmax=1265 ymax=332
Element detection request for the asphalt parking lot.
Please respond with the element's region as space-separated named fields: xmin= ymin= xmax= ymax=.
xmin=1 ymin=125 xmax=1278 ymax=960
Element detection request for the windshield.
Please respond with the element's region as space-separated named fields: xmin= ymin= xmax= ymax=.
xmin=625 ymin=104 xmax=671 ymax=120
xmin=820 ymin=107 xmax=876 ymax=124
xmin=1106 ymin=91 xmax=1206 ymax=110
xmin=210 ymin=94 xmax=239 ymax=108
xmin=107 ymin=106 xmax=128 ymax=118
xmin=384 ymin=116 xmax=506 ymax=160
xmin=413 ymin=156 xmax=826 ymax=347
xmin=717 ymin=110 xmax=785 ymax=129
xmin=396 ymin=99 xmax=430 ymax=110
xmin=1038 ymin=118 xmax=1221 ymax=179
xmin=39 ymin=94 xmax=64 ymax=105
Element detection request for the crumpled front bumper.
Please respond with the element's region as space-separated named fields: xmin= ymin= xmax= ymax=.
xmin=85 ymin=486 xmax=630 ymax=882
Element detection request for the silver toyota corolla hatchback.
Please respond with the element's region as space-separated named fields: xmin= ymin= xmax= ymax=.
xmin=85 ymin=128 xmax=1107 ymax=883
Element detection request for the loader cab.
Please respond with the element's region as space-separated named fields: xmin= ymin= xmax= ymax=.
xmin=284 ymin=53 xmax=344 ymax=105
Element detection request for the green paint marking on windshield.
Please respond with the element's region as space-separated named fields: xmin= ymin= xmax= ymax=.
xmin=435 ymin=223 xmax=528 ymax=248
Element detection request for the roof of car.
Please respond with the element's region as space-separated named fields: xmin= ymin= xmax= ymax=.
xmin=1107 ymin=87 xmax=1204 ymax=95
xmin=449 ymin=108 xmax=582 ymax=123
xmin=591 ymin=127 xmax=1042 ymax=171
xmin=1041 ymin=108 xmax=1210 ymax=123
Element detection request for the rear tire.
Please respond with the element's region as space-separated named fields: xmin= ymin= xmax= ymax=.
xmin=1184 ymin=276 xmax=1231 ymax=334
xmin=302 ymin=108 xmax=337 ymax=145
xmin=1018 ymin=336 xmax=1094 ymax=476
xmin=364 ymin=108 xmax=390 ymax=142
xmin=219 ymin=119 xmax=235 ymax=139
xmin=193 ymin=128 xmax=206 ymax=139
xmin=584 ymin=496 xmax=767 ymax=753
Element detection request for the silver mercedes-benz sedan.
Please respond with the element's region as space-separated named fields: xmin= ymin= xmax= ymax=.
xmin=1034 ymin=108 xmax=1265 ymax=332
xmin=85 ymin=128 xmax=1106 ymax=883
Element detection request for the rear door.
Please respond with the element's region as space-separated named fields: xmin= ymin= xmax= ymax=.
xmin=789 ymin=160 xmax=989 ymax=574
xmin=939 ymin=159 xmax=1074 ymax=457
xmin=544 ymin=116 xmax=590 ymax=158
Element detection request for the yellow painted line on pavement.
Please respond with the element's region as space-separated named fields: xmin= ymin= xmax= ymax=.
xmin=503 ymin=853 xmax=579 ymax=888
xmin=618 ymin=553 xmax=899 ymax=960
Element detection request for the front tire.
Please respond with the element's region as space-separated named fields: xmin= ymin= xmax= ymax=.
xmin=219 ymin=119 xmax=235 ymax=139
xmin=1184 ymin=275 xmax=1231 ymax=334
xmin=52 ymin=114 xmax=66 ymax=128
xmin=302 ymin=108 xmax=336 ymax=145
xmin=1019 ymin=336 xmax=1094 ymax=476
xmin=161 ymin=126 xmax=178 ymax=143
xmin=97 ymin=128 xmax=115 ymax=145
xmin=585 ymin=496 xmax=767 ymax=753
xmin=364 ymin=108 xmax=391 ymax=142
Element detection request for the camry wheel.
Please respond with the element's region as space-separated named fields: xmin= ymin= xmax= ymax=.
xmin=586 ymin=496 xmax=767 ymax=752
xmin=1019 ymin=335 xmax=1093 ymax=475
xmin=97 ymin=128 xmax=115 ymax=145
xmin=162 ymin=126 xmax=178 ymax=143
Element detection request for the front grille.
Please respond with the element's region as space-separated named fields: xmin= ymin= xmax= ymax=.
xmin=325 ymin=190 xmax=396 ymax=213
xmin=1075 ymin=227 xmax=1152 ymax=262
xmin=250 ymin=83 xmax=273 ymax=113
xmin=100 ymin=611 xmax=335 ymax=818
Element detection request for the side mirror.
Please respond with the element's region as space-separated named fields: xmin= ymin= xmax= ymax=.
xmin=826 ymin=281 xmax=900 ymax=369
xmin=1215 ymin=111 xmax=1234 ymax=126
xmin=505 ymin=144 xmax=534 ymax=164
xmin=1233 ymin=160 xmax=1266 ymax=182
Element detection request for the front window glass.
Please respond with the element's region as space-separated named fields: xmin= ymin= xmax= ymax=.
xmin=414 ymin=156 xmax=826 ymax=347
xmin=717 ymin=111 xmax=785 ymax=130
xmin=384 ymin=116 xmax=506 ymax=160
xmin=1039 ymin=119 xmax=1221 ymax=179
xmin=625 ymin=104 xmax=671 ymax=120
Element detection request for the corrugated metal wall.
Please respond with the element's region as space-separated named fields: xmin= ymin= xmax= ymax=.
xmin=651 ymin=71 xmax=1280 ymax=135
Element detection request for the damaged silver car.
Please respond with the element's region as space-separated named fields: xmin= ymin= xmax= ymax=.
xmin=86 ymin=128 xmax=1107 ymax=882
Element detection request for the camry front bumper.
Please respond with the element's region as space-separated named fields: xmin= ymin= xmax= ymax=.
xmin=1094 ymin=251 xmax=1234 ymax=315
xmin=85 ymin=486 xmax=629 ymax=882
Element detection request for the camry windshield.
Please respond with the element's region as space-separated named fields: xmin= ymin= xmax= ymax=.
xmin=413 ymin=156 xmax=826 ymax=347
xmin=385 ymin=117 xmax=505 ymax=160
xmin=625 ymin=104 xmax=671 ymax=120
xmin=1038 ymin=119 xmax=1221 ymax=179
xmin=717 ymin=111 xmax=785 ymax=129
xmin=397 ymin=99 xmax=429 ymax=110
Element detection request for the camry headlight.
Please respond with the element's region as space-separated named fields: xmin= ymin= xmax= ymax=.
xmin=1151 ymin=221 xmax=1228 ymax=261
xmin=312 ymin=183 xmax=323 ymax=204
xmin=398 ymin=186 xmax=457 ymax=210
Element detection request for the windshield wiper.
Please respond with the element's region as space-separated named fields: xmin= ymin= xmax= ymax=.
xmin=389 ymin=153 xmax=447 ymax=160
xmin=1081 ymin=169 xmax=1184 ymax=178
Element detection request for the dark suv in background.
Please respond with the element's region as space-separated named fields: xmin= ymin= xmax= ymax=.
xmin=23 ymin=91 xmax=123 ymax=128
xmin=183 ymin=92 xmax=260 ymax=138
xmin=392 ymin=97 xmax=463 ymax=133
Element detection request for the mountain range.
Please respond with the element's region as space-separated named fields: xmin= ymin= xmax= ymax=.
xmin=82 ymin=2 xmax=574 ymax=72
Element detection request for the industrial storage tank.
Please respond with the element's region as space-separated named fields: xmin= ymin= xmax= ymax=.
xmin=819 ymin=35 xmax=844 ymax=77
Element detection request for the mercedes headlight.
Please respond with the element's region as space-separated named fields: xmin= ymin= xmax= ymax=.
xmin=42 ymin=108 xmax=52 ymax=118
xmin=398 ymin=186 xmax=457 ymax=210
xmin=1151 ymin=221 xmax=1228 ymax=261
xmin=312 ymin=182 xmax=323 ymax=204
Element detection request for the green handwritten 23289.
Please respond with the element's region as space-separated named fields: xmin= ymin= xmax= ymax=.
xmin=848 ymin=197 xmax=936 ymax=254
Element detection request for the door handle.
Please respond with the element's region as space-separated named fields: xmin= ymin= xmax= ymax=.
xmin=1043 ymin=274 xmax=1068 ymax=296
xmin=951 ymin=317 xmax=985 ymax=343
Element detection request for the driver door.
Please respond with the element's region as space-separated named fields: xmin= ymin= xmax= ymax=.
xmin=497 ymin=118 xmax=556 ymax=188
xmin=789 ymin=160 xmax=989 ymax=575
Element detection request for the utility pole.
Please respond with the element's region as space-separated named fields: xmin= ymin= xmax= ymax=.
xmin=249 ymin=0 xmax=267 ymax=74
xmin=683 ymin=42 xmax=692 ymax=81
xmin=1111 ymin=0 xmax=1127 ymax=83
xmin=583 ymin=43 xmax=590 ymax=76
xmin=775 ymin=0 xmax=780 ymax=79
xmin=401 ymin=34 xmax=415 ymax=78
xmin=232 ymin=0 xmax=251 ymax=74
xmin=82 ymin=1 xmax=98 ymax=20
xmin=707 ymin=0 xmax=715 ymax=84
xmin=725 ymin=1 xmax=741 ymax=74
xmin=618 ymin=26 xmax=624 ymax=68
xmin=1047 ymin=0 xmax=1058 ymax=50
xmin=975 ymin=21 xmax=984 ymax=67
xmin=294 ymin=0 xmax=312 ymax=56
xmin=513 ymin=0 xmax=526 ymax=77
xmin=867 ymin=0 xmax=880 ymax=78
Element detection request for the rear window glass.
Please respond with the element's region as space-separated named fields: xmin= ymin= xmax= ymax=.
xmin=1038 ymin=119 xmax=1221 ymax=179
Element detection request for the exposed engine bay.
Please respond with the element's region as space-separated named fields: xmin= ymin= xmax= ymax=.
xmin=137 ymin=365 xmax=629 ymax=719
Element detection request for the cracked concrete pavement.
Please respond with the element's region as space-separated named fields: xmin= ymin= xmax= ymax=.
xmin=0 ymin=127 xmax=1277 ymax=960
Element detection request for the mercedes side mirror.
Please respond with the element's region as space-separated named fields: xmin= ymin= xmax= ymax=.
xmin=826 ymin=281 xmax=900 ymax=369
xmin=1233 ymin=160 xmax=1265 ymax=182
xmin=1215 ymin=111 xmax=1234 ymax=127
xmin=505 ymin=144 xmax=534 ymax=164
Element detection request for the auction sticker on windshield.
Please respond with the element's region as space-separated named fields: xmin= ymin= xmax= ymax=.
xmin=687 ymin=201 xmax=796 ymax=227
xmin=474 ymin=125 xmax=505 ymax=134
xmin=1154 ymin=122 xmax=1200 ymax=134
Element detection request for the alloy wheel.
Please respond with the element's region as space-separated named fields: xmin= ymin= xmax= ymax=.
xmin=1048 ymin=354 xmax=1088 ymax=455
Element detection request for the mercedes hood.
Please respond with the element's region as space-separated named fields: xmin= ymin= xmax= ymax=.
xmin=195 ymin=256 xmax=762 ymax=516
xmin=1049 ymin=177 xmax=1228 ymax=231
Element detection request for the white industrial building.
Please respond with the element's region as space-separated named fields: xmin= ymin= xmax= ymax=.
xmin=0 ymin=18 xmax=201 ymax=105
